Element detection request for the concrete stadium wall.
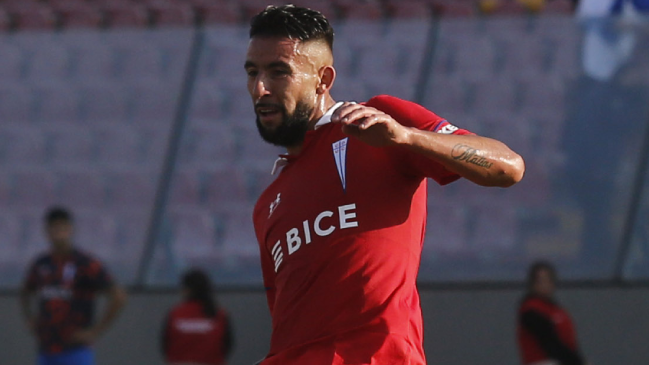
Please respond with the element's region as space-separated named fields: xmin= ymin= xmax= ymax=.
xmin=1 ymin=287 xmax=648 ymax=365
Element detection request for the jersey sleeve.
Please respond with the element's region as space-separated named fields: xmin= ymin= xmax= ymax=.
xmin=365 ymin=94 xmax=474 ymax=185
xmin=81 ymin=258 xmax=114 ymax=291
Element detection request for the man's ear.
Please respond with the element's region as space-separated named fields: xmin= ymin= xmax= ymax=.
xmin=317 ymin=65 xmax=336 ymax=95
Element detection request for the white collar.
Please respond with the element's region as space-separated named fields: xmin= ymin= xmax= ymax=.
xmin=270 ymin=101 xmax=349 ymax=175
xmin=313 ymin=101 xmax=347 ymax=130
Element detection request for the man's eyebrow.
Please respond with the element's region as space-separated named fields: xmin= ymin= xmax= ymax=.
xmin=244 ymin=61 xmax=256 ymax=69
xmin=267 ymin=61 xmax=291 ymax=70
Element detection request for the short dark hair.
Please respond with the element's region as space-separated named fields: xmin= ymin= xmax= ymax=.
xmin=182 ymin=268 xmax=218 ymax=317
xmin=44 ymin=206 xmax=73 ymax=225
xmin=526 ymin=260 xmax=557 ymax=291
xmin=249 ymin=5 xmax=334 ymax=51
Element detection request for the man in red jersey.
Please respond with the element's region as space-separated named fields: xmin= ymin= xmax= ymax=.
xmin=517 ymin=261 xmax=586 ymax=365
xmin=245 ymin=5 xmax=525 ymax=365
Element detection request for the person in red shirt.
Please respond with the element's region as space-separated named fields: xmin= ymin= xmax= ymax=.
xmin=245 ymin=5 xmax=526 ymax=365
xmin=517 ymin=261 xmax=586 ymax=365
xmin=162 ymin=269 xmax=233 ymax=365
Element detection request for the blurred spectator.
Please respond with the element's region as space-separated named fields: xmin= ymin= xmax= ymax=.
xmin=479 ymin=0 xmax=577 ymax=14
xmin=517 ymin=261 xmax=586 ymax=365
xmin=562 ymin=0 xmax=649 ymax=273
xmin=578 ymin=0 xmax=649 ymax=81
xmin=161 ymin=269 xmax=233 ymax=365
xmin=19 ymin=206 xmax=127 ymax=365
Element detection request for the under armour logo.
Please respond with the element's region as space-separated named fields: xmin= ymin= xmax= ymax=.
xmin=269 ymin=193 xmax=281 ymax=218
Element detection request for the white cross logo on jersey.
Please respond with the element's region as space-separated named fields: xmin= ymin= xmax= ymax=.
xmin=269 ymin=193 xmax=281 ymax=218
xmin=332 ymin=138 xmax=348 ymax=192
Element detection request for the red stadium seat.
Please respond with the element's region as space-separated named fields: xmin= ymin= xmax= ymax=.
xmin=436 ymin=2 xmax=476 ymax=17
xmin=386 ymin=0 xmax=433 ymax=19
xmin=51 ymin=0 xmax=103 ymax=29
xmin=194 ymin=1 xmax=240 ymax=24
xmin=0 ymin=7 xmax=11 ymax=31
xmin=6 ymin=2 xmax=57 ymax=30
xmin=101 ymin=1 xmax=149 ymax=28
xmin=149 ymin=1 xmax=195 ymax=27
xmin=336 ymin=1 xmax=384 ymax=20
xmin=239 ymin=0 xmax=271 ymax=20
xmin=289 ymin=0 xmax=338 ymax=20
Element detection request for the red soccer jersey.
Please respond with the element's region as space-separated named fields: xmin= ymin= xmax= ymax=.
xmin=253 ymin=95 xmax=472 ymax=365
xmin=517 ymin=296 xmax=582 ymax=365
xmin=163 ymin=301 xmax=230 ymax=365
xmin=24 ymin=249 xmax=114 ymax=354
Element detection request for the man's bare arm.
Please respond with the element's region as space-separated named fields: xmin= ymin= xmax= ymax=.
xmin=402 ymin=130 xmax=525 ymax=187
xmin=71 ymin=285 xmax=127 ymax=344
xmin=19 ymin=287 xmax=37 ymax=335
xmin=331 ymin=102 xmax=525 ymax=187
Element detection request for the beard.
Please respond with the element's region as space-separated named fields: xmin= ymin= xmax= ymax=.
xmin=255 ymin=101 xmax=313 ymax=148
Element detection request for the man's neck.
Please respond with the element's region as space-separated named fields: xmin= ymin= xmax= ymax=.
xmin=51 ymin=244 xmax=73 ymax=258
xmin=286 ymin=95 xmax=337 ymax=155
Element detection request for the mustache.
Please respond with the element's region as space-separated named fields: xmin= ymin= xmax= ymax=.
xmin=255 ymin=102 xmax=284 ymax=110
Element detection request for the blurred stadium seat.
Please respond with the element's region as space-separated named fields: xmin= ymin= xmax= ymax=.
xmin=53 ymin=0 xmax=103 ymax=29
xmin=149 ymin=1 xmax=195 ymax=27
xmin=0 ymin=125 xmax=46 ymax=166
xmin=190 ymin=0 xmax=241 ymax=25
xmin=48 ymin=125 xmax=95 ymax=166
xmin=5 ymin=2 xmax=57 ymax=30
xmin=58 ymin=169 xmax=107 ymax=208
xmin=101 ymin=1 xmax=149 ymax=28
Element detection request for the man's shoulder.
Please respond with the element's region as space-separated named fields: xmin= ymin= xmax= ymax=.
xmin=72 ymin=248 xmax=104 ymax=267
xmin=364 ymin=94 xmax=410 ymax=109
xmin=31 ymin=252 xmax=52 ymax=266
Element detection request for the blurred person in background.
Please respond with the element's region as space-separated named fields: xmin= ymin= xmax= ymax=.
xmin=517 ymin=261 xmax=586 ymax=365
xmin=20 ymin=206 xmax=127 ymax=365
xmin=161 ymin=268 xmax=233 ymax=365
xmin=563 ymin=0 xmax=649 ymax=273
xmin=246 ymin=5 xmax=524 ymax=364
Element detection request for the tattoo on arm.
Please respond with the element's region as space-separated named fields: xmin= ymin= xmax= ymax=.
xmin=451 ymin=144 xmax=493 ymax=169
